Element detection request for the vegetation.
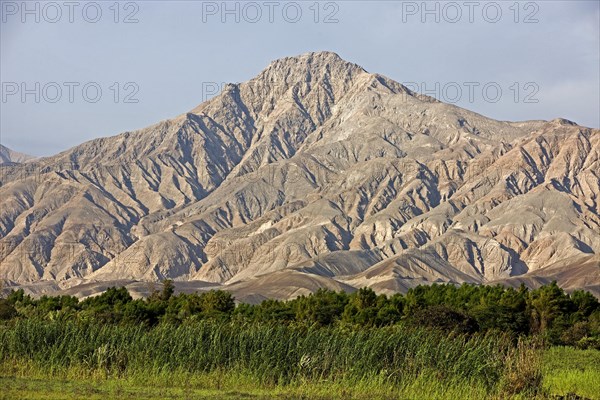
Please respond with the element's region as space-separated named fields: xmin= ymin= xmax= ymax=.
xmin=543 ymin=346 xmax=600 ymax=399
xmin=0 ymin=281 xmax=599 ymax=399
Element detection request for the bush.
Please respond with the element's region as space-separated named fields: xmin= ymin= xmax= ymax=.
xmin=0 ymin=299 xmax=17 ymax=320
xmin=500 ymin=338 xmax=543 ymax=396
xmin=409 ymin=305 xmax=479 ymax=335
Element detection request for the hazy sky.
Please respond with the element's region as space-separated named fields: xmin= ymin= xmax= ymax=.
xmin=1 ymin=0 xmax=599 ymax=156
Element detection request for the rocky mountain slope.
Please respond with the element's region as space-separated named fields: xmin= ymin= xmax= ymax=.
xmin=0 ymin=145 xmax=34 ymax=164
xmin=0 ymin=52 xmax=598 ymax=300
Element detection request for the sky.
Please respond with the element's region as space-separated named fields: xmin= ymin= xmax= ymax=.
xmin=1 ymin=0 xmax=599 ymax=156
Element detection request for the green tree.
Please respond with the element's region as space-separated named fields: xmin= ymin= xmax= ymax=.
xmin=252 ymin=299 xmax=295 ymax=323
xmin=528 ymin=281 xmax=571 ymax=334
xmin=161 ymin=279 xmax=175 ymax=301
xmin=410 ymin=305 xmax=479 ymax=335
xmin=293 ymin=289 xmax=348 ymax=326
xmin=6 ymin=288 xmax=33 ymax=306
xmin=80 ymin=286 xmax=132 ymax=322
xmin=570 ymin=290 xmax=599 ymax=320
xmin=0 ymin=299 xmax=17 ymax=320
xmin=375 ymin=293 xmax=404 ymax=326
xmin=342 ymin=288 xmax=381 ymax=326
xmin=198 ymin=290 xmax=235 ymax=318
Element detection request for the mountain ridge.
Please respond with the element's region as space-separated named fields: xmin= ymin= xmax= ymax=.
xmin=0 ymin=51 xmax=598 ymax=300
xmin=0 ymin=145 xmax=35 ymax=164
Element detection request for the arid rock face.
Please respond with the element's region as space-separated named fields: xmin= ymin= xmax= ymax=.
xmin=0 ymin=145 xmax=34 ymax=164
xmin=1 ymin=52 xmax=599 ymax=300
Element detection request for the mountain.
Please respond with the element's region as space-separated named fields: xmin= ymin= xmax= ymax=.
xmin=0 ymin=52 xmax=598 ymax=301
xmin=0 ymin=145 xmax=34 ymax=164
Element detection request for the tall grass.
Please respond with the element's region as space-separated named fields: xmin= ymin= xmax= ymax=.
xmin=0 ymin=319 xmax=538 ymax=397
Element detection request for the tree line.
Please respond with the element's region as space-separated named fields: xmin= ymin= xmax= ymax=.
xmin=1 ymin=281 xmax=598 ymax=349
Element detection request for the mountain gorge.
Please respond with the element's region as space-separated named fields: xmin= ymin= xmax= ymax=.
xmin=1 ymin=52 xmax=598 ymax=301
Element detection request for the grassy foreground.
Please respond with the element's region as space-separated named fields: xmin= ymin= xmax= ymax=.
xmin=1 ymin=347 xmax=598 ymax=399
xmin=2 ymin=319 xmax=598 ymax=400
xmin=0 ymin=319 xmax=516 ymax=399
xmin=0 ymin=372 xmax=498 ymax=400
xmin=542 ymin=347 xmax=600 ymax=399
xmin=1 ymin=282 xmax=598 ymax=399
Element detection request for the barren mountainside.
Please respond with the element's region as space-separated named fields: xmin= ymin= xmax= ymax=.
xmin=0 ymin=52 xmax=599 ymax=301
xmin=0 ymin=145 xmax=34 ymax=164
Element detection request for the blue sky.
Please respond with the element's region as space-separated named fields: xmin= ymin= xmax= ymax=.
xmin=1 ymin=0 xmax=599 ymax=156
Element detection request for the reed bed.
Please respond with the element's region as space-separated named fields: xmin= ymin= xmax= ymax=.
xmin=0 ymin=318 xmax=519 ymax=392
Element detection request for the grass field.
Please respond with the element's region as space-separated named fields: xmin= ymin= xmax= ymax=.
xmin=542 ymin=347 xmax=600 ymax=399
xmin=0 ymin=319 xmax=598 ymax=399
xmin=0 ymin=373 xmax=495 ymax=400
xmin=2 ymin=352 xmax=599 ymax=400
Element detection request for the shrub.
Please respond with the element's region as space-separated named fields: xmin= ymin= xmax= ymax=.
xmin=0 ymin=299 xmax=17 ymax=320
xmin=409 ymin=305 xmax=479 ymax=335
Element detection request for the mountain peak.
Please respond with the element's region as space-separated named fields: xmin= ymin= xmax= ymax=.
xmin=268 ymin=51 xmax=360 ymax=67
xmin=191 ymin=51 xmax=369 ymax=117
xmin=2 ymin=53 xmax=599 ymax=300
xmin=549 ymin=118 xmax=578 ymax=126
xmin=257 ymin=51 xmax=367 ymax=84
